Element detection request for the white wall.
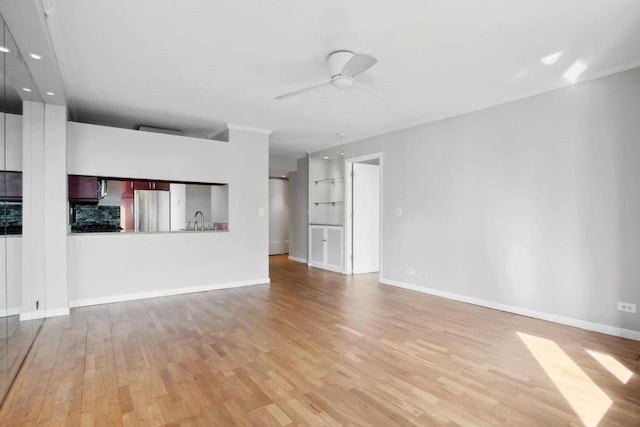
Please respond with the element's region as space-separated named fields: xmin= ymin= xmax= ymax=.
xmin=21 ymin=101 xmax=46 ymax=318
xmin=67 ymin=123 xmax=270 ymax=306
xmin=312 ymin=68 xmax=640 ymax=337
xmin=0 ymin=237 xmax=22 ymax=316
xmin=43 ymin=105 xmax=69 ymax=317
xmin=269 ymin=154 xmax=297 ymax=178
xmin=288 ymin=156 xmax=308 ymax=261
xmin=170 ymin=183 xmax=186 ymax=230
xmin=211 ymin=185 xmax=229 ymax=223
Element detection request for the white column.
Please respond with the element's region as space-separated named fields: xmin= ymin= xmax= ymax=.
xmin=227 ymin=124 xmax=271 ymax=270
xmin=43 ymin=105 xmax=69 ymax=316
xmin=21 ymin=101 xmax=45 ymax=319
xmin=21 ymin=102 xmax=69 ymax=320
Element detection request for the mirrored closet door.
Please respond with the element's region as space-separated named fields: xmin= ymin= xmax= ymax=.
xmin=0 ymin=14 xmax=44 ymax=404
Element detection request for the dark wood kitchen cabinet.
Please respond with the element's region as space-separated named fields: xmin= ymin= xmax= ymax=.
xmin=133 ymin=180 xmax=170 ymax=191
xmin=121 ymin=180 xmax=134 ymax=198
xmin=0 ymin=171 xmax=22 ymax=201
xmin=68 ymin=175 xmax=98 ymax=203
xmin=121 ymin=180 xmax=170 ymax=196
xmin=153 ymin=181 xmax=170 ymax=191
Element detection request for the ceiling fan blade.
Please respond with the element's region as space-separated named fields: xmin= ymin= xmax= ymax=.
xmin=354 ymin=81 xmax=388 ymax=106
xmin=341 ymin=53 xmax=378 ymax=77
xmin=275 ymin=81 xmax=331 ymax=100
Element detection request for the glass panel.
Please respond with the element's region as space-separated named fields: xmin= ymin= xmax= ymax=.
xmin=0 ymin=14 xmax=43 ymax=404
xmin=0 ymin=12 xmax=8 ymax=403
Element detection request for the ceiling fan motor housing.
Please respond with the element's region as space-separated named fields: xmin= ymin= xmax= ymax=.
xmin=328 ymin=50 xmax=355 ymax=76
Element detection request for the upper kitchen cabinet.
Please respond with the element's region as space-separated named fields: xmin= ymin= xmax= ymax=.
xmin=0 ymin=171 xmax=22 ymax=201
xmin=121 ymin=180 xmax=170 ymax=196
xmin=134 ymin=180 xmax=170 ymax=191
xmin=68 ymin=175 xmax=98 ymax=203
xmin=120 ymin=179 xmax=171 ymax=198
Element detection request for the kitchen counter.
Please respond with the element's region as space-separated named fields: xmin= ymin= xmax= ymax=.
xmin=69 ymin=229 xmax=230 ymax=235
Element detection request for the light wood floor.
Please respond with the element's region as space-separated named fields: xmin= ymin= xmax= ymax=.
xmin=1 ymin=256 xmax=639 ymax=426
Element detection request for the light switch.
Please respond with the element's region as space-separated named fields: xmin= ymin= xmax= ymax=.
xmin=397 ymin=208 xmax=402 ymax=217
xmin=258 ymin=208 xmax=265 ymax=216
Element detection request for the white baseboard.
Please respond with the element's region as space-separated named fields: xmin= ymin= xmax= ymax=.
xmin=70 ymin=278 xmax=271 ymax=308
xmin=46 ymin=307 xmax=71 ymax=318
xmin=19 ymin=311 xmax=45 ymax=321
xmin=379 ymin=278 xmax=640 ymax=342
xmin=288 ymin=256 xmax=307 ymax=264
xmin=0 ymin=307 xmax=20 ymax=318
xmin=308 ymin=262 xmax=343 ymax=274
xmin=18 ymin=306 xmax=70 ymax=321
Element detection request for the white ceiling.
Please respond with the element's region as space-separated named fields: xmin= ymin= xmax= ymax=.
xmin=46 ymin=0 xmax=640 ymax=157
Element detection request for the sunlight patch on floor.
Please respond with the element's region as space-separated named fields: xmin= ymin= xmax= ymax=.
xmin=586 ymin=349 xmax=633 ymax=384
xmin=517 ymin=332 xmax=612 ymax=427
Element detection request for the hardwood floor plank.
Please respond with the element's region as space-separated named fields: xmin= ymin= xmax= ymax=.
xmin=1 ymin=255 xmax=639 ymax=426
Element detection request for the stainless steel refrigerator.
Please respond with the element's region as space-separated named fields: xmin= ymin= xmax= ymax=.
xmin=134 ymin=190 xmax=170 ymax=232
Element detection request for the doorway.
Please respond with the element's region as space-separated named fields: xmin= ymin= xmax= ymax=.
xmin=269 ymin=177 xmax=290 ymax=255
xmin=344 ymin=153 xmax=382 ymax=275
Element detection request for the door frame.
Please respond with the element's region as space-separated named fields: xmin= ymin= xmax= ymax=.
xmin=343 ymin=152 xmax=383 ymax=275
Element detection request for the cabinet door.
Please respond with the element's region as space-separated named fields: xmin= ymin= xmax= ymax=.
xmin=153 ymin=181 xmax=170 ymax=191
xmin=0 ymin=171 xmax=22 ymax=201
xmin=68 ymin=175 xmax=98 ymax=202
xmin=120 ymin=180 xmax=134 ymax=198
xmin=326 ymin=228 xmax=343 ymax=270
xmin=120 ymin=197 xmax=134 ymax=231
xmin=133 ymin=180 xmax=152 ymax=190
xmin=310 ymin=227 xmax=325 ymax=265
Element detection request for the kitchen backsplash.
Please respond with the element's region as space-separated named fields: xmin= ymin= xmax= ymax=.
xmin=0 ymin=203 xmax=22 ymax=234
xmin=74 ymin=205 xmax=121 ymax=227
xmin=1 ymin=203 xmax=22 ymax=226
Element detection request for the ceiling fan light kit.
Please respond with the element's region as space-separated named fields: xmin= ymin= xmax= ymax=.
xmin=331 ymin=75 xmax=353 ymax=89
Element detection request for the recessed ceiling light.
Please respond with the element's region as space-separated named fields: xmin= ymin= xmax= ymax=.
xmin=563 ymin=60 xmax=587 ymax=84
xmin=22 ymin=87 xmax=32 ymax=92
xmin=29 ymin=53 xmax=42 ymax=60
xmin=0 ymin=46 xmax=10 ymax=53
xmin=323 ymin=156 xmax=329 ymax=159
xmin=46 ymin=91 xmax=55 ymax=96
xmin=281 ymin=175 xmax=286 ymax=178
xmin=541 ymin=52 xmax=562 ymax=65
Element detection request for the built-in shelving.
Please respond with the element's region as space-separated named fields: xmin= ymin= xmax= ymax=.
xmin=308 ymin=156 xmax=345 ymax=272
xmin=314 ymin=201 xmax=344 ymax=206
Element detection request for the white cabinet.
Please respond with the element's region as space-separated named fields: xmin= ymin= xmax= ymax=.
xmin=308 ymin=225 xmax=343 ymax=272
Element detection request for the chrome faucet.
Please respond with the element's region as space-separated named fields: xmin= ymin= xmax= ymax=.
xmin=194 ymin=211 xmax=204 ymax=231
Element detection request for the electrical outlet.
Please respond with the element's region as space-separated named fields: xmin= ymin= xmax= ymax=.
xmin=617 ymin=302 xmax=637 ymax=313
xmin=397 ymin=208 xmax=402 ymax=217
xmin=258 ymin=208 xmax=265 ymax=216
xmin=406 ymin=268 xmax=415 ymax=276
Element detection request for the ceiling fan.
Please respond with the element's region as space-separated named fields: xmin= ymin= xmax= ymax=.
xmin=275 ymin=50 xmax=385 ymax=102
